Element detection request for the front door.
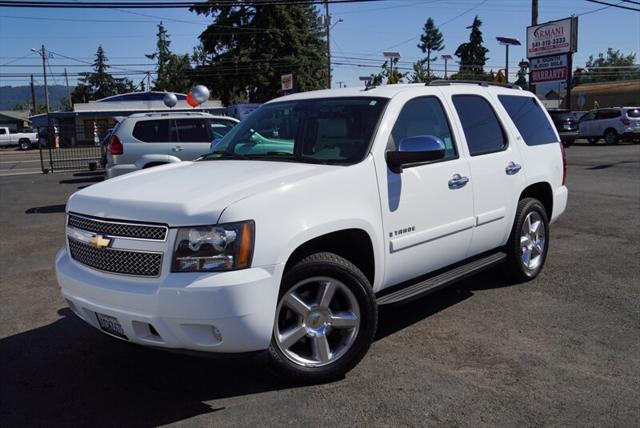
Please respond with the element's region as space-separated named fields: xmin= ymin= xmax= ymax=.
xmin=448 ymin=93 xmax=526 ymax=256
xmin=380 ymin=95 xmax=475 ymax=287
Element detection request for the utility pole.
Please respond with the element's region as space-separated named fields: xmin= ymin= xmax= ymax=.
xmin=64 ymin=68 xmax=73 ymax=109
xmin=147 ymin=72 xmax=151 ymax=92
xmin=30 ymin=74 xmax=37 ymax=116
xmin=442 ymin=54 xmax=452 ymax=79
xmin=40 ymin=45 xmax=50 ymax=113
xmin=324 ymin=0 xmax=332 ymax=89
xmin=531 ymin=0 xmax=538 ymax=26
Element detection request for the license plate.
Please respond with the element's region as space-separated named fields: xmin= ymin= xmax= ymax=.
xmin=96 ymin=312 xmax=128 ymax=339
xmin=563 ymin=124 xmax=573 ymax=130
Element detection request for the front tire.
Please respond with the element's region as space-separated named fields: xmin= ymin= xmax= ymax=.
xmin=19 ymin=140 xmax=30 ymax=151
xmin=504 ymin=198 xmax=550 ymax=282
xmin=268 ymin=252 xmax=377 ymax=383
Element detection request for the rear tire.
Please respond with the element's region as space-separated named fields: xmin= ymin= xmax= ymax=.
xmin=503 ymin=198 xmax=550 ymax=282
xmin=19 ymin=140 xmax=30 ymax=151
xmin=268 ymin=252 xmax=377 ymax=383
xmin=604 ymin=129 xmax=619 ymax=145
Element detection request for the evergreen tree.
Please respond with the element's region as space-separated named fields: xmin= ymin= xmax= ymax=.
xmin=73 ymin=46 xmax=134 ymax=101
xmin=417 ymin=18 xmax=444 ymax=77
xmin=454 ymin=16 xmax=489 ymax=79
xmin=146 ymin=22 xmax=191 ymax=92
xmin=190 ymin=2 xmax=327 ymax=104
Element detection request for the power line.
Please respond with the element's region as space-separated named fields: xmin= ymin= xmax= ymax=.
xmin=0 ymin=0 xmax=387 ymax=8
xmin=584 ymin=0 xmax=640 ymax=11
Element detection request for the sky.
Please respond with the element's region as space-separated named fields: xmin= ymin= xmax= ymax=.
xmin=0 ymin=0 xmax=639 ymax=93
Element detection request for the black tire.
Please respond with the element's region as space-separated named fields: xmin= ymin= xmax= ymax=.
xmin=19 ymin=140 xmax=30 ymax=151
xmin=503 ymin=198 xmax=550 ymax=283
xmin=604 ymin=129 xmax=619 ymax=145
xmin=587 ymin=138 xmax=599 ymax=145
xmin=268 ymin=252 xmax=377 ymax=383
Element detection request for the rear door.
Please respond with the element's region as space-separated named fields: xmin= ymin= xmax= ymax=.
xmin=448 ymin=91 xmax=526 ymax=256
xmin=626 ymin=108 xmax=640 ymax=133
xmin=128 ymin=119 xmax=171 ymax=164
xmin=170 ymin=118 xmax=213 ymax=161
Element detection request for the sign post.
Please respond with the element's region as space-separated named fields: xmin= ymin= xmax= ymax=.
xmin=526 ymin=16 xmax=578 ymax=108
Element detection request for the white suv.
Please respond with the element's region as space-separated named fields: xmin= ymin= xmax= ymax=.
xmin=578 ymin=107 xmax=640 ymax=144
xmin=105 ymin=112 xmax=239 ymax=178
xmin=56 ymin=82 xmax=568 ymax=382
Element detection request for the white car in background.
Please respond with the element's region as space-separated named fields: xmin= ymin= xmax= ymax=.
xmin=578 ymin=107 xmax=640 ymax=144
xmin=105 ymin=112 xmax=239 ymax=178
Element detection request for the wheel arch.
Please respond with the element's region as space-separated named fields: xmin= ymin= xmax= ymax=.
xmin=283 ymin=228 xmax=376 ymax=287
xmin=519 ymin=182 xmax=553 ymax=219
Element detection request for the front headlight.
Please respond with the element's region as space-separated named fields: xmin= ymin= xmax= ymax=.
xmin=172 ymin=220 xmax=255 ymax=272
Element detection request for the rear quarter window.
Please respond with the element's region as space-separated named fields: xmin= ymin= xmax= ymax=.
xmin=498 ymin=95 xmax=558 ymax=146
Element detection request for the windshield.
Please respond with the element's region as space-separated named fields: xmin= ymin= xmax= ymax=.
xmin=202 ymin=97 xmax=388 ymax=165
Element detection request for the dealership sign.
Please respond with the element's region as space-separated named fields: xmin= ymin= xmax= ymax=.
xmin=527 ymin=17 xmax=578 ymax=59
xmin=530 ymin=54 xmax=569 ymax=84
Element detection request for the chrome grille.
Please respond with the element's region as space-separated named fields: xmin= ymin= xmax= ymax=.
xmin=68 ymin=214 xmax=167 ymax=241
xmin=68 ymin=238 xmax=162 ymax=277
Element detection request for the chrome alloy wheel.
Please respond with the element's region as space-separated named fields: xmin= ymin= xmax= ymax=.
xmin=520 ymin=211 xmax=546 ymax=271
xmin=274 ymin=277 xmax=360 ymax=368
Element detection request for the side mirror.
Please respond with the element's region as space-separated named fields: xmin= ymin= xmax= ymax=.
xmin=386 ymin=135 xmax=446 ymax=173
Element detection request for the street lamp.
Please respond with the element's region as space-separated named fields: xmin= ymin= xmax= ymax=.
xmin=496 ymin=36 xmax=521 ymax=83
xmin=359 ymin=75 xmax=372 ymax=88
xmin=441 ymin=54 xmax=453 ymax=79
xmin=383 ymin=51 xmax=401 ymax=83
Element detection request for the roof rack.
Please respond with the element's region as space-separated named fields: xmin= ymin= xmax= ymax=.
xmin=427 ymin=80 xmax=522 ymax=90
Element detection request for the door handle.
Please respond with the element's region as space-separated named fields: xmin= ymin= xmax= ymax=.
xmin=448 ymin=173 xmax=469 ymax=189
xmin=505 ymin=161 xmax=522 ymax=175
xmin=172 ymin=146 xmax=184 ymax=152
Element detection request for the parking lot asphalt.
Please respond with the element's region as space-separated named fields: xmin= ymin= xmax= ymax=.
xmin=1 ymin=142 xmax=639 ymax=427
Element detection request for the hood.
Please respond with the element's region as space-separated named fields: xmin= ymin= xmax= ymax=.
xmin=68 ymin=160 xmax=338 ymax=226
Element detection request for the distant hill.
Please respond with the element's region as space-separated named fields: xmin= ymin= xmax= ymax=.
xmin=0 ymin=85 xmax=72 ymax=110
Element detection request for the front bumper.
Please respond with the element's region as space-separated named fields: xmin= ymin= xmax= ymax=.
xmin=56 ymin=248 xmax=282 ymax=353
xmin=557 ymin=130 xmax=579 ymax=142
xmin=621 ymin=131 xmax=640 ymax=142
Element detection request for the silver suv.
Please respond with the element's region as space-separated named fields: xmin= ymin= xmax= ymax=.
xmin=578 ymin=107 xmax=640 ymax=145
xmin=105 ymin=112 xmax=239 ymax=178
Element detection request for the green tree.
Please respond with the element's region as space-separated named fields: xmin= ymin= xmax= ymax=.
xmin=454 ymin=15 xmax=489 ymax=79
xmin=370 ymin=58 xmax=407 ymax=85
xmin=190 ymin=2 xmax=327 ymax=104
xmin=146 ymin=22 xmax=192 ymax=92
xmin=73 ymin=46 xmax=134 ymax=101
xmin=417 ymin=17 xmax=444 ymax=78
xmin=573 ymin=48 xmax=639 ymax=84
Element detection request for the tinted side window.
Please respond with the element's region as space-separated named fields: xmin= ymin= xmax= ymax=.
xmin=132 ymin=120 xmax=169 ymax=143
xmin=0 ymin=129 xmax=6 ymax=135
xmin=452 ymin=95 xmax=506 ymax=156
xmin=597 ymin=110 xmax=620 ymax=120
xmin=174 ymin=119 xmax=210 ymax=142
xmin=390 ymin=96 xmax=457 ymax=160
xmin=498 ymin=95 xmax=558 ymax=146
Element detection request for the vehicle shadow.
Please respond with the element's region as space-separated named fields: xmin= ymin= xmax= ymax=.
xmin=0 ymin=272 xmax=513 ymax=426
xmin=25 ymin=204 xmax=66 ymax=214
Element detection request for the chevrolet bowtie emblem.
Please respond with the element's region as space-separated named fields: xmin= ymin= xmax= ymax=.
xmin=89 ymin=234 xmax=111 ymax=249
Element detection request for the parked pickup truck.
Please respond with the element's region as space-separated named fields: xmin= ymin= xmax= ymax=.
xmin=56 ymin=81 xmax=568 ymax=383
xmin=0 ymin=127 xmax=38 ymax=150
